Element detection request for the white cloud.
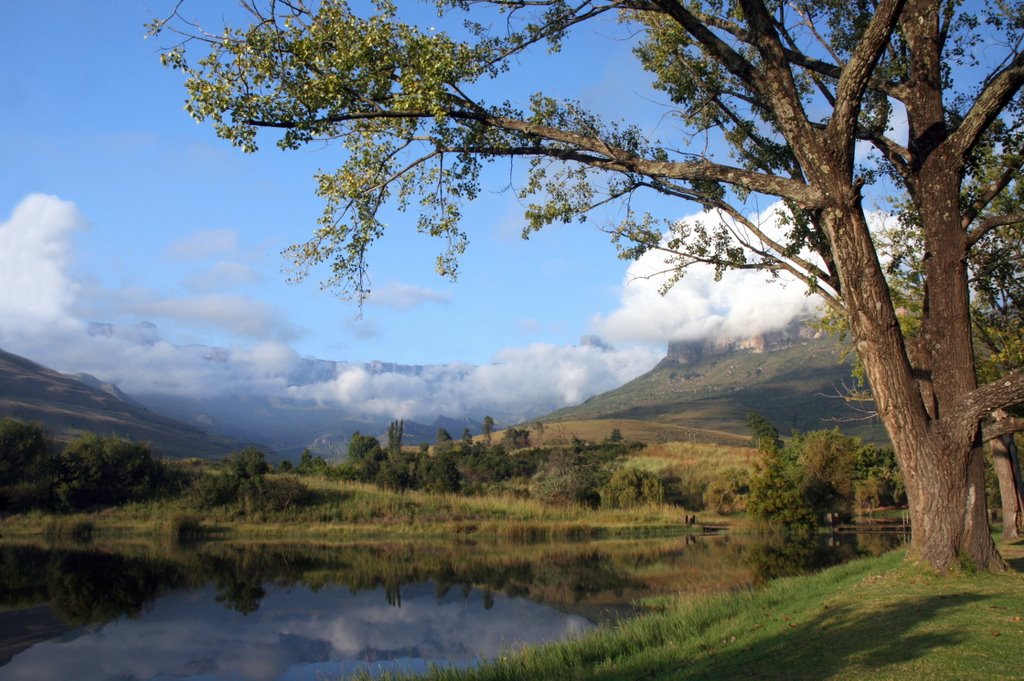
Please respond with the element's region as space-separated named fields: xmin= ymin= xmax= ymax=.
xmin=591 ymin=204 xmax=822 ymax=344
xmin=365 ymin=281 xmax=450 ymax=310
xmin=0 ymin=194 xmax=87 ymax=344
xmin=181 ymin=260 xmax=263 ymax=292
xmin=291 ymin=341 xmax=662 ymax=421
xmin=0 ymin=194 xmax=658 ymax=420
xmin=165 ymin=227 xmax=240 ymax=260
xmin=121 ymin=292 xmax=302 ymax=341
xmin=0 ymin=583 xmax=592 ymax=681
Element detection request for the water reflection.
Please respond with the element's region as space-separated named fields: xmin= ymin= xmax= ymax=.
xmin=0 ymin=531 xmax=906 ymax=680
xmin=2 ymin=582 xmax=592 ymax=681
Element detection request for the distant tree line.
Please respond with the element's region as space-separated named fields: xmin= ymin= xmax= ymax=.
xmin=283 ymin=419 xmax=657 ymax=509
xmin=1 ymin=415 xmax=665 ymax=518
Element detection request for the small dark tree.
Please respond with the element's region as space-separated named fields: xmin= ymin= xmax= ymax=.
xmin=501 ymin=428 xmax=531 ymax=451
xmin=387 ymin=419 xmax=404 ymax=457
xmin=421 ymin=449 xmax=462 ymax=494
xmin=434 ymin=428 xmax=454 ymax=454
xmin=482 ymin=416 xmax=495 ymax=446
xmin=747 ymin=413 xmax=783 ymax=454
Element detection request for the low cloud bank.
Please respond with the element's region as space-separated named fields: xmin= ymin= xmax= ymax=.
xmin=0 ymin=194 xmax=661 ymax=421
xmin=1 ymin=194 xmax=828 ymax=424
xmin=591 ymin=203 xmax=823 ymax=344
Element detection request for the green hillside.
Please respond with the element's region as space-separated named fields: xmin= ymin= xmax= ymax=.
xmin=545 ymin=337 xmax=887 ymax=444
xmin=0 ymin=348 xmax=240 ymax=459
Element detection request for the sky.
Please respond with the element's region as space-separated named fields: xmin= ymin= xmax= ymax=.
xmin=0 ymin=1 xmax=822 ymax=419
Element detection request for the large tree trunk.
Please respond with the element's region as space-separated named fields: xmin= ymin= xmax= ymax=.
xmin=819 ymin=178 xmax=1002 ymax=572
xmin=991 ymin=432 xmax=1023 ymax=539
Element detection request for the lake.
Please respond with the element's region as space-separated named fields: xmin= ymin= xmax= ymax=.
xmin=0 ymin=531 xmax=906 ymax=680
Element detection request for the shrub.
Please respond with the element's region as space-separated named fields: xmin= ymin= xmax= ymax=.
xmin=168 ymin=514 xmax=205 ymax=542
xmin=193 ymin=472 xmax=237 ymax=508
xmin=703 ymin=468 xmax=750 ymax=514
xmin=600 ymin=467 xmax=665 ymax=508
xmin=533 ymin=447 xmax=609 ymax=507
xmin=53 ymin=434 xmax=164 ymax=511
xmin=257 ymin=475 xmax=312 ymax=512
xmin=0 ymin=419 xmax=50 ymax=486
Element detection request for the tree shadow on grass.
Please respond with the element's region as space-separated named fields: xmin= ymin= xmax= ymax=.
xmin=586 ymin=591 xmax=983 ymax=680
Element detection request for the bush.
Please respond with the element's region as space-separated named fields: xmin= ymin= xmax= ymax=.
xmin=600 ymin=467 xmax=665 ymax=508
xmin=193 ymin=472 xmax=238 ymax=508
xmin=53 ymin=434 xmax=164 ymax=511
xmin=0 ymin=419 xmax=50 ymax=486
xmin=254 ymin=475 xmax=312 ymax=512
xmin=533 ymin=447 xmax=610 ymax=507
xmin=168 ymin=514 xmax=205 ymax=542
xmin=747 ymin=448 xmax=816 ymax=530
xmin=703 ymin=468 xmax=750 ymax=514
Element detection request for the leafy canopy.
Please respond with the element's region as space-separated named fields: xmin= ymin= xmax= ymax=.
xmin=152 ymin=0 xmax=1024 ymax=423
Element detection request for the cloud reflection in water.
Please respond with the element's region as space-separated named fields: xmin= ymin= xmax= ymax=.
xmin=1 ymin=582 xmax=593 ymax=681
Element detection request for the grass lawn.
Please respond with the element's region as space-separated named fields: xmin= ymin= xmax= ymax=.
xmin=406 ymin=540 xmax=1024 ymax=681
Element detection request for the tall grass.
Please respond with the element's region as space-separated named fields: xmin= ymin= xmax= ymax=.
xmin=2 ymin=477 xmax=691 ymax=541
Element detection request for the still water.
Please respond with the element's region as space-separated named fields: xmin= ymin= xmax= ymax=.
xmin=0 ymin=532 xmax=905 ymax=681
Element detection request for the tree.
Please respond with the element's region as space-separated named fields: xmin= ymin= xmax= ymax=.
xmin=387 ymin=419 xmax=404 ymax=457
xmin=482 ymin=416 xmax=495 ymax=447
xmin=0 ymin=413 xmax=50 ymax=489
xmin=54 ymin=434 xmax=164 ymax=511
xmin=747 ymin=412 xmax=783 ymax=454
xmin=531 ymin=420 xmax=545 ymax=446
xmin=156 ymin=0 xmax=1024 ymax=571
xmin=434 ymin=427 xmax=454 ymax=453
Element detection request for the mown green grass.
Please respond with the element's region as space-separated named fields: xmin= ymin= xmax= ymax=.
xmin=382 ymin=543 xmax=1024 ymax=681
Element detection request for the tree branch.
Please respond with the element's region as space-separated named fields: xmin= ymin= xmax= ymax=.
xmin=943 ymin=50 xmax=1024 ymax=164
xmin=962 ymin=148 xmax=1024 ymax=233
xmin=244 ymin=107 xmax=825 ymax=206
xmin=827 ymin=0 xmax=905 ymax=155
xmin=984 ymin=416 xmax=1024 ymax=443
xmin=950 ymin=370 xmax=1024 ymax=434
xmin=967 ymin=213 xmax=1024 ymax=249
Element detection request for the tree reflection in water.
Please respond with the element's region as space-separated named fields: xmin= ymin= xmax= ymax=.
xmin=0 ymin=532 xmax=907 ymax=680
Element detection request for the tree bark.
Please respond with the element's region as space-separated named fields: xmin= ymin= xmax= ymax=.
xmin=818 ymin=175 xmax=1003 ymax=572
xmin=991 ymin=431 xmax=1023 ymax=539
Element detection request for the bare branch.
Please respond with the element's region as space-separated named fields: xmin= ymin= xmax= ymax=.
xmin=962 ymin=148 xmax=1024 ymax=233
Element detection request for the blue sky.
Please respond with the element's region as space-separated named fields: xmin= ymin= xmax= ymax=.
xmin=0 ymin=1 xmax=820 ymax=419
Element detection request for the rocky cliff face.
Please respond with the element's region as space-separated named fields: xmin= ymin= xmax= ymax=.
xmin=666 ymin=319 xmax=820 ymax=364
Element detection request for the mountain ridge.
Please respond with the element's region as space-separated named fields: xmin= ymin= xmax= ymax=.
xmin=0 ymin=347 xmax=242 ymax=459
xmin=543 ymin=328 xmax=886 ymax=444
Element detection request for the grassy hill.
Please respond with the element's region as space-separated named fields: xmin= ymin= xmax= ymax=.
xmin=0 ymin=348 xmax=240 ymax=459
xmin=544 ymin=336 xmax=887 ymax=444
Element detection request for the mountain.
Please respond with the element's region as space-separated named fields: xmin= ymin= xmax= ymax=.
xmin=0 ymin=348 xmax=241 ymax=459
xmin=543 ymin=321 xmax=887 ymax=444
